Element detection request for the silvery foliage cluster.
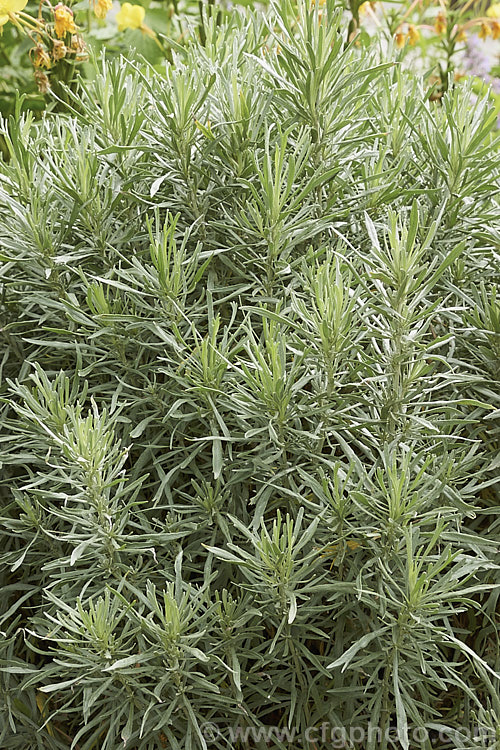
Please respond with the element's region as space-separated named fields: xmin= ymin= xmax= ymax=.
xmin=0 ymin=2 xmax=499 ymax=748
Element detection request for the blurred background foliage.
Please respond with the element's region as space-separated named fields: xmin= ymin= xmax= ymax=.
xmin=0 ymin=0 xmax=499 ymax=128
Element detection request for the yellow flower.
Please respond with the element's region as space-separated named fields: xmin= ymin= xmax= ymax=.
xmin=94 ymin=0 xmax=112 ymax=18
xmin=456 ymin=27 xmax=467 ymax=42
xmin=407 ymin=24 xmax=420 ymax=45
xmin=491 ymin=19 xmax=500 ymax=37
xmin=31 ymin=43 xmax=52 ymax=68
xmin=394 ymin=29 xmax=406 ymax=48
xmin=486 ymin=3 xmax=500 ymax=18
xmin=52 ymin=38 xmax=67 ymax=60
xmin=54 ymin=5 xmax=77 ymax=38
xmin=478 ymin=21 xmax=491 ymax=39
xmin=434 ymin=12 xmax=446 ymax=34
xmin=116 ymin=2 xmax=145 ymax=30
xmin=0 ymin=0 xmax=28 ymax=27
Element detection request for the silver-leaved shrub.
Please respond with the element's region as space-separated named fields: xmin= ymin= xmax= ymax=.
xmin=0 ymin=3 xmax=499 ymax=748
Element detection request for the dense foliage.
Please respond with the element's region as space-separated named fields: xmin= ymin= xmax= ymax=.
xmin=0 ymin=3 xmax=499 ymax=748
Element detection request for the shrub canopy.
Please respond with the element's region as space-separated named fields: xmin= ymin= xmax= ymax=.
xmin=0 ymin=3 xmax=499 ymax=748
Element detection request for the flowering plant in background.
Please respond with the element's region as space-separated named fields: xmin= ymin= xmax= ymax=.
xmin=0 ymin=0 xmax=498 ymax=130
xmin=348 ymin=0 xmax=500 ymax=115
xmin=116 ymin=2 xmax=145 ymax=30
xmin=92 ymin=0 xmax=112 ymax=19
xmin=0 ymin=0 xmax=28 ymax=26
xmin=0 ymin=0 xmax=87 ymax=104
xmin=53 ymin=3 xmax=76 ymax=37
xmin=114 ymin=1 xmax=163 ymax=46
xmin=0 ymin=0 xmax=156 ymax=123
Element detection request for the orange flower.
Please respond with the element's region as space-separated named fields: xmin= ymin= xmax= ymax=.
xmin=491 ymin=19 xmax=500 ymax=38
xmin=434 ymin=12 xmax=446 ymax=34
xmin=395 ymin=29 xmax=406 ymax=48
xmin=54 ymin=4 xmax=77 ymax=38
xmin=407 ymin=24 xmax=420 ymax=45
xmin=478 ymin=21 xmax=491 ymax=39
